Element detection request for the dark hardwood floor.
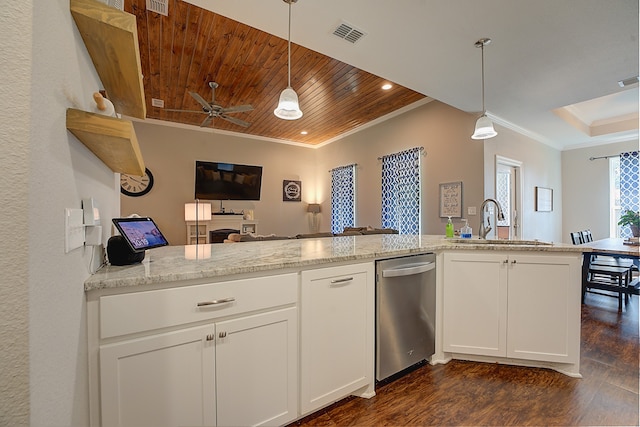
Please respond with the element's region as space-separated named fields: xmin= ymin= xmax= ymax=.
xmin=291 ymin=293 xmax=639 ymax=426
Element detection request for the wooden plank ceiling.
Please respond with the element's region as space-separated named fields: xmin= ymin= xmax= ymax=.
xmin=126 ymin=0 xmax=426 ymax=145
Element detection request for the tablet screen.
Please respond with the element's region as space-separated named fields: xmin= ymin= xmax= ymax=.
xmin=112 ymin=217 xmax=169 ymax=252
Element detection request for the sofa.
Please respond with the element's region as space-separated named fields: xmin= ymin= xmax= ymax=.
xmin=224 ymin=227 xmax=398 ymax=243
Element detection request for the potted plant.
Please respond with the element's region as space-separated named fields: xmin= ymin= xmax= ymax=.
xmin=618 ymin=209 xmax=640 ymax=237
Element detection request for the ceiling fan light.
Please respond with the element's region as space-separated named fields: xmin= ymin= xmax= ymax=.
xmin=274 ymin=87 xmax=303 ymax=120
xmin=471 ymin=114 xmax=497 ymax=140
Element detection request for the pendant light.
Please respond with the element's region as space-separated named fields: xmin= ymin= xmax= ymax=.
xmin=274 ymin=0 xmax=303 ymax=120
xmin=471 ymin=38 xmax=497 ymax=140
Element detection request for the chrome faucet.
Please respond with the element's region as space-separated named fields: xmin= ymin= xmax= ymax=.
xmin=479 ymin=198 xmax=505 ymax=239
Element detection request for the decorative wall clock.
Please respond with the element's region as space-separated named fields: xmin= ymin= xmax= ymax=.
xmin=120 ymin=168 xmax=154 ymax=197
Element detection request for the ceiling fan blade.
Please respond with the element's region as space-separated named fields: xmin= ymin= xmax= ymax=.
xmin=189 ymin=91 xmax=212 ymax=111
xmin=164 ymin=108 xmax=206 ymax=113
xmin=219 ymin=114 xmax=250 ymax=128
xmin=200 ymin=115 xmax=214 ymax=127
xmin=220 ymin=104 xmax=254 ymax=114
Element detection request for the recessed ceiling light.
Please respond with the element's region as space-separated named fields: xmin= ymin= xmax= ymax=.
xmin=301 ymin=131 xmax=308 ymax=135
xmin=381 ymin=83 xmax=393 ymax=90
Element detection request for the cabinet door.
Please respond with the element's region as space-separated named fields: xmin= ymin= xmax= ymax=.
xmin=506 ymin=254 xmax=581 ymax=363
xmin=443 ymin=252 xmax=508 ymax=357
xmin=215 ymin=307 xmax=298 ymax=427
xmin=100 ymin=324 xmax=215 ymax=427
xmin=300 ymin=263 xmax=374 ymax=415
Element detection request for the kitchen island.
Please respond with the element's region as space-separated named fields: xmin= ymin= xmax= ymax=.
xmin=85 ymin=235 xmax=588 ymax=427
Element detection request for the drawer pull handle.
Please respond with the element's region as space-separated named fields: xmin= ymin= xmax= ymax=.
xmin=330 ymin=277 xmax=354 ymax=286
xmin=197 ymin=297 xmax=235 ymax=307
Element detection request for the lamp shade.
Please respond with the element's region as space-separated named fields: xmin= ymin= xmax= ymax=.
xmin=307 ymin=203 xmax=321 ymax=213
xmin=471 ymin=114 xmax=497 ymax=140
xmin=184 ymin=202 xmax=212 ymax=221
xmin=274 ymin=87 xmax=303 ymax=120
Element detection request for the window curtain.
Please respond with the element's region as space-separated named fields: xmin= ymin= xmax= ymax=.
xmin=330 ymin=164 xmax=356 ymax=234
xmin=619 ymin=151 xmax=639 ymax=238
xmin=381 ymin=147 xmax=421 ymax=234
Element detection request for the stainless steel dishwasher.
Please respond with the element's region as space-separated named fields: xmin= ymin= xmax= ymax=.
xmin=376 ymin=253 xmax=436 ymax=381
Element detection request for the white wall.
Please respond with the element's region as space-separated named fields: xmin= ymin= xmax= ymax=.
xmin=562 ymin=139 xmax=639 ymax=241
xmin=126 ymin=101 xmax=485 ymax=240
xmin=0 ymin=1 xmax=32 ymax=425
xmin=123 ymin=121 xmax=319 ymax=244
xmin=484 ymin=126 xmax=563 ymax=242
xmin=0 ymin=0 xmax=123 ymax=425
xmin=316 ymin=101 xmax=485 ymax=235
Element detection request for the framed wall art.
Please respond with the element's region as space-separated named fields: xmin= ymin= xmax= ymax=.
xmin=283 ymin=180 xmax=302 ymax=202
xmin=439 ymin=181 xmax=462 ymax=218
xmin=535 ymin=186 xmax=553 ymax=212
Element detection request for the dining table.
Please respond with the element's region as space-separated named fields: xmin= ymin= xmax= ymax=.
xmin=579 ymin=237 xmax=639 ymax=302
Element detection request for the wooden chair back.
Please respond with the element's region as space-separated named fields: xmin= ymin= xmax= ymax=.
xmin=570 ymin=231 xmax=584 ymax=245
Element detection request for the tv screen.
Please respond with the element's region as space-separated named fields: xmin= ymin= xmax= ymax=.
xmin=195 ymin=160 xmax=263 ymax=201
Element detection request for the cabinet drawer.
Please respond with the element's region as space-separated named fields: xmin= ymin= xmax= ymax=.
xmin=100 ymin=273 xmax=298 ymax=339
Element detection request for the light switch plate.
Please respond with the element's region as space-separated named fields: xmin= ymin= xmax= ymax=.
xmin=65 ymin=208 xmax=85 ymax=253
xmin=468 ymin=206 xmax=477 ymax=216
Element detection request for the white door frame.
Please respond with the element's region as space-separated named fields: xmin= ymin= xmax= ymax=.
xmin=495 ymin=155 xmax=524 ymax=240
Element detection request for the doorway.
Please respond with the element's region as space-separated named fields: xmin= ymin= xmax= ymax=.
xmin=495 ymin=156 xmax=523 ymax=240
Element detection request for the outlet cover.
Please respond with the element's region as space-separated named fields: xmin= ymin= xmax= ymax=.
xmin=468 ymin=206 xmax=477 ymax=216
xmin=65 ymin=208 xmax=85 ymax=253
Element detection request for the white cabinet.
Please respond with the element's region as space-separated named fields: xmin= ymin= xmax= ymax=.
xmin=96 ymin=274 xmax=298 ymax=427
xmin=442 ymin=252 xmax=507 ymax=357
xmin=442 ymin=251 xmax=581 ymax=367
xmin=210 ymin=215 xmax=253 ymax=233
xmin=186 ymin=217 xmax=258 ymax=243
xmin=100 ymin=325 xmax=216 ymax=427
xmin=215 ymin=308 xmax=297 ymax=427
xmin=300 ymin=263 xmax=375 ymax=415
xmin=186 ymin=222 xmax=208 ymax=244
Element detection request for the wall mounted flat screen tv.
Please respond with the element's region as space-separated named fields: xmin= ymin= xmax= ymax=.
xmin=195 ymin=160 xmax=263 ymax=201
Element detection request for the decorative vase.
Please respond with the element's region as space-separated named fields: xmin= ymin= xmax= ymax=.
xmin=631 ymin=225 xmax=640 ymax=238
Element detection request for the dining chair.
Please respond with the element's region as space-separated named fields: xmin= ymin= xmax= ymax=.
xmin=581 ymin=229 xmax=593 ymax=243
xmin=570 ymin=232 xmax=584 ymax=245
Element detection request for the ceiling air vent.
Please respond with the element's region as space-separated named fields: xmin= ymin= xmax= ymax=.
xmin=146 ymin=0 xmax=168 ymax=16
xmin=332 ymin=21 xmax=366 ymax=44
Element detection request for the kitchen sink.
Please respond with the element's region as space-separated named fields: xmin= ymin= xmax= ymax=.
xmin=448 ymin=238 xmax=553 ymax=246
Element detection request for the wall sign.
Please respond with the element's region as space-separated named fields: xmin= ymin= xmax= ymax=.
xmin=439 ymin=181 xmax=462 ymax=218
xmin=283 ymin=180 xmax=302 ymax=202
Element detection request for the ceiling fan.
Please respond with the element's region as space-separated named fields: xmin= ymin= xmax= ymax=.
xmin=165 ymin=82 xmax=254 ymax=128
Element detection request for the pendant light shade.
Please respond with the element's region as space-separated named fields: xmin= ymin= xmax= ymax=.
xmin=472 ymin=114 xmax=497 ymax=140
xmin=275 ymin=87 xmax=303 ymax=120
xmin=274 ymin=0 xmax=303 ymax=120
xmin=471 ymin=38 xmax=497 ymax=140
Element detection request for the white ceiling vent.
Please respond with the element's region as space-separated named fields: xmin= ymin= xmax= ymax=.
xmin=97 ymin=0 xmax=123 ymax=10
xmin=146 ymin=0 xmax=168 ymax=16
xmin=332 ymin=21 xmax=366 ymax=44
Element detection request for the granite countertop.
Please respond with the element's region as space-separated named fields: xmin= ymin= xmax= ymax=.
xmin=85 ymin=234 xmax=587 ymax=292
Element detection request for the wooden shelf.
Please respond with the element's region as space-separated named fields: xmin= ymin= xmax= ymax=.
xmin=66 ymin=108 xmax=145 ymax=176
xmin=70 ymin=0 xmax=146 ymax=119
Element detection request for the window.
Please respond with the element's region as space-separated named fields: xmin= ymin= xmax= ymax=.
xmin=381 ymin=147 xmax=421 ymax=234
xmin=609 ymin=156 xmax=620 ymax=237
xmin=610 ymin=151 xmax=639 ymax=237
xmin=617 ymin=151 xmax=639 ymax=238
xmin=330 ymin=164 xmax=356 ymax=234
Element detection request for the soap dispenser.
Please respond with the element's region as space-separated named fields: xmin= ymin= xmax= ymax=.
xmin=461 ymin=219 xmax=472 ymax=239
xmin=445 ymin=216 xmax=454 ymax=238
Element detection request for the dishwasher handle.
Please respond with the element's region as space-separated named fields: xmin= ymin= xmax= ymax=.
xmin=381 ymin=261 xmax=435 ymax=278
